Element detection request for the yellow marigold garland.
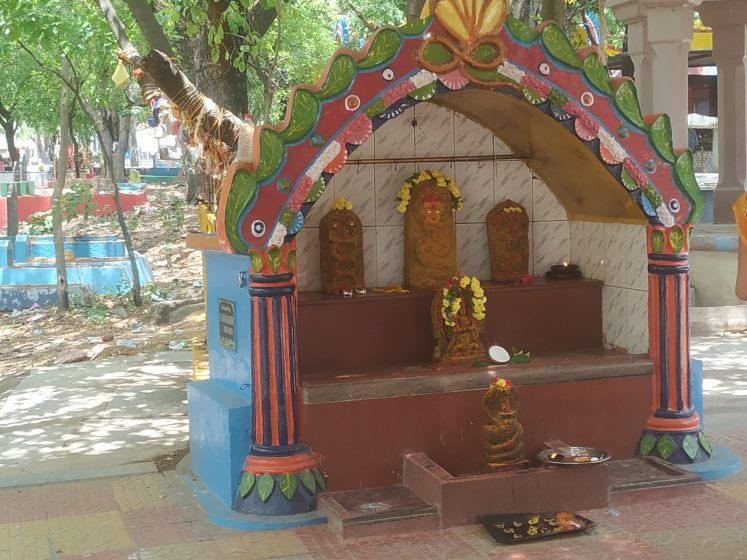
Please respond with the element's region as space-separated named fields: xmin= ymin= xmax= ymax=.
xmin=397 ymin=169 xmax=463 ymax=214
xmin=440 ymin=275 xmax=487 ymax=327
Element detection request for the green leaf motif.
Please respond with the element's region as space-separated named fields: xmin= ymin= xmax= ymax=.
xmin=255 ymin=129 xmax=286 ymax=183
xmin=547 ymin=89 xmax=569 ymax=108
xmin=299 ymin=469 xmax=316 ymax=493
xmin=409 ymin=81 xmax=437 ymax=101
xmin=523 ymin=87 xmax=546 ymax=105
xmin=682 ymin=434 xmax=699 ymax=461
xmin=365 ymin=99 xmax=386 ymax=119
xmin=257 ymin=473 xmax=275 ymax=502
xmin=669 ymin=226 xmax=685 ymax=253
xmin=656 ymin=434 xmax=676 ymax=461
xmin=238 ymin=472 xmax=256 ymax=498
xmin=621 ymin=168 xmax=639 ymax=191
xmin=279 ymin=208 xmax=295 ymax=227
xmin=281 ymin=89 xmax=320 ymax=144
xmin=268 ymin=247 xmax=281 ymax=272
xmin=304 ymin=178 xmax=327 ymax=203
xmin=313 ymin=468 xmax=327 ymax=492
xmin=423 ymin=42 xmax=453 ymax=67
xmin=639 ymin=432 xmax=657 ymax=456
xmin=464 ymin=66 xmax=515 ymax=84
xmin=249 ymin=251 xmax=263 ymax=273
xmin=471 ymin=43 xmax=498 ymax=63
xmin=225 ymin=170 xmax=258 ymax=253
xmin=650 ymin=229 xmax=665 ymax=253
xmin=319 ymin=55 xmax=356 ymax=100
xmin=287 ymin=250 xmax=297 ymax=272
xmin=614 ymin=80 xmax=647 ymax=130
xmin=675 ymin=151 xmax=705 ymax=224
xmin=582 ymin=53 xmax=613 ymax=95
xmin=358 ymin=28 xmax=402 ymax=69
xmin=506 ymin=16 xmax=539 ymax=43
xmin=399 ymin=16 xmax=432 ymax=37
xmin=643 ymin=184 xmax=663 ymax=209
xmin=541 ymin=23 xmax=582 ymax=68
xmin=279 ymin=473 xmax=298 ymax=500
xmin=650 ymin=115 xmax=676 ymax=163
xmin=698 ymin=431 xmax=713 ymax=456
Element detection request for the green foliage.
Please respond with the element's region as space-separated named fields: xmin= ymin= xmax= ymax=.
xmin=62 ymin=182 xmax=95 ymax=220
xmin=160 ymin=197 xmax=186 ymax=232
xmin=25 ymin=210 xmax=54 ymax=234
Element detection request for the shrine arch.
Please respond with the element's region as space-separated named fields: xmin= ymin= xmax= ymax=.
xmin=216 ymin=11 xmax=703 ymax=255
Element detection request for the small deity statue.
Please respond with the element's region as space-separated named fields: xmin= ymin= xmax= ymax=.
xmin=399 ymin=170 xmax=460 ymax=289
xmin=431 ymin=275 xmax=487 ymax=365
xmin=486 ymin=200 xmax=529 ymax=282
xmin=482 ymin=378 xmax=526 ymax=469
xmin=319 ymin=197 xmax=365 ymax=295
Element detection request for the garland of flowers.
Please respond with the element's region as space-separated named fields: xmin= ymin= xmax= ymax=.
xmin=441 ymin=275 xmax=487 ymax=327
xmin=397 ymin=169 xmax=463 ymax=214
xmin=491 ymin=377 xmax=512 ymax=389
xmin=331 ymin=197 xmax=353 ymax=211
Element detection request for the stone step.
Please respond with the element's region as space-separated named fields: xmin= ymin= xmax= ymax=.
xmin=607 ymin=456 xmax=703 ymax=506
xmin=319 ymin=485 xmax=439 ymax=541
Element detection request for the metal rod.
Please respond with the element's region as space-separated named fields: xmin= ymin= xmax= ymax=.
xmin=346 ymin=154 xmax=532 ymax=165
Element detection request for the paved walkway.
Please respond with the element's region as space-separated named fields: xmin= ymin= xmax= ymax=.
xmin=0 ymin=337 xmax=744 ymax=559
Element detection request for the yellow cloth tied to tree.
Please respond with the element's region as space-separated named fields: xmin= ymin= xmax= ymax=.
xmin=733 ymin=192 xmax=747 ymax=247
xmin=111 ymin=61 xmax=129 ymax=88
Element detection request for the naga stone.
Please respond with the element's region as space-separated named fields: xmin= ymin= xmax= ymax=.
xmin=486 ymin=199 xmax=529 ymax=282
xmin=319 ymin=207 xmax=364 ymax=294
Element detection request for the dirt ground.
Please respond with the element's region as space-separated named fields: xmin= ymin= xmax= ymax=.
xmin=0 ymin=181 xmax=207 ymax=380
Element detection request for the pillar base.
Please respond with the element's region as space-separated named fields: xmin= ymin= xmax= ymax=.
xmin=713 ymin=186 xmax=745 ymax=224
xmin=233 ymin=449 xmax=326 ymax=516
xmin=638 ymin=428 xmax=714 ymax=464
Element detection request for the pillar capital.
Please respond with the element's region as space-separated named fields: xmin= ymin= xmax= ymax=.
xmin=609 ymin=0 xmax=702 ymax=24
xmin=699 ymin=0 xmax=747 ymax=29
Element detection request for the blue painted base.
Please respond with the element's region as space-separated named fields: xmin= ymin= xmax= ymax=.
xmin=178 ymin=457 xmax=327 ymax=531
xmin=680 ymin=445 xmax=743 ymax=482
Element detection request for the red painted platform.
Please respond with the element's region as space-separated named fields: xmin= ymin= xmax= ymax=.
xmin=0 ymin=191 xmax=147 ymax=227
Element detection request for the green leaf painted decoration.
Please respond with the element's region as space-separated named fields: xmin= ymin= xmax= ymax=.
xmin=399 ymin=17 xmax=432 ymax=37
xmin=409 ymin=81 xmax=437 ymax=101
xmin=541 ymin=23 xmax=582 ymax=68
xmin=313 ymin=468 xmax=327 ymax=492
xmin=639 ymin=432 xmax=657 ymax=456
xmin=650 ymin=115 xmax=676 ymax=163
xmin=268 ymin=247 xmax=281 ymax=272
xmin=365 ymin=99 xmax=386 ymax=119
xmin=225 ymin=170 xmax=258 ymax=253
xmin=614 ymin=80 xmax=647 ymax=130
xmin=255 ymin=129 xmax=285 ymax=183
xmin=304 ymin=178 xmax=326 ymax=203
xmin=547 ymin=89 xmax=569 ymax=108
xmin=287 ymin=250 xmax=297 ymax=272
xmin=358 ymin=29 xmax=402 ymax=69
xmin=249 ymin=251 xmax=263 ymax=273
xmin=506 ymin=16 xmax=539 ymax=43
xmin=675 ymin=151 xmax=705 ymax=224
xmin=523 ymin=87 xmax=546 ymax=105
xmin=682 ymin=434 xmax=699 ymax=461
xmin=257 ymin=473 xmax=275 ymax=502
xmin=238 ymin=472 xmax=256 ymax=498
xmin=281 ymin=89 xmax=320 ymax=143
xmin=471 ymin=43 xmax=498 ymax=63
xmin=423 ymin=42 xmax=453 ymax=67
xmin=621 ymin=168 xmax=639 ymax=191
xmin=279 ymin=473 xmax=298 ymax=500
xmin=643 ymin=184 xmax=663 ymax=209
xmin=650 ymin=229 xmax=665 ymax=253
xmin=464 ymin=66 xmax=515 ymax=84
xmin=698 ymin=431 xmax=713 ymax=456
xmin=669 ymin=226 xmax=685 ymax=253
xmin=279 ymin=208 xmax=295 ymax=227
xmin=656 ymin=434 xmax=676 ymax=461
xmin=582 ymin=53 xmax=613 ymax=95
xmin=299 ymin=469 xmax=316 ymax=493
xmin=319 ymin=55 xmax=356 ymax=100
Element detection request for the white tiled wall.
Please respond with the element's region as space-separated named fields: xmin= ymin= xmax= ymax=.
xmin=570 ymin=221 xmax=649 ymax=354
xmin=296 ymin=103 xmax=571 ymax=293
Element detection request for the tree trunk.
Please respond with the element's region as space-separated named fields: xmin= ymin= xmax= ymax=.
xmin=113 ymin=110 xmax=131 ymax=183
xmin=54 ymin=57 xmax=70 ymax=311
xmin=191 ymin=0 xmax=248 ymax=116
xmin=121 ymin=0 xmax=174 ymax=56
xmin=542 ymin=0 xmax=565 ymax=27
xmin=405 ymin=0 xmax=428 ymax=22
xmin=1 ymin=121 xmax=18 ymax=164
xmin=129 ymin=119 xmax=139 ymax=168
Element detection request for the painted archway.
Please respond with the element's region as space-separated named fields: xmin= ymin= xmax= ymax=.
xmin=215 ymin=0 xmax=709 ymax=517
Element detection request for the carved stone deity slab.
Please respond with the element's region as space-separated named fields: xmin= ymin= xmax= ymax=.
xmin=486 ymin=199 xmax=529 ymax=282
xmin=319 ymin=200 xmax=364 ymax=294
xmin=404 ymin=179 xmax=458 ymax=289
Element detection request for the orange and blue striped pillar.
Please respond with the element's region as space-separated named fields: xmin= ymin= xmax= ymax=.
xmin=642 ymin=224 xmax=711 ymax=463
xmin=233 ymin=242 xmax=324 ymax=516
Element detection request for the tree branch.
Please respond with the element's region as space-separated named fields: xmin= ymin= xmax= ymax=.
xmin=346 ymin=1 xmax=376 ymax=32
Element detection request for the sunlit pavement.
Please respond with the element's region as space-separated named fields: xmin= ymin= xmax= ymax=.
xmin=0 ymin=339 xmax=746 ymax=559
xmin=0 ymin=352 xmax=191 ymax=488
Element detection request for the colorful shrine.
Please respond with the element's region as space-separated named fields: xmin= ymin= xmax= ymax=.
xmin=185 ymin=0 xmax=715 ymax=528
